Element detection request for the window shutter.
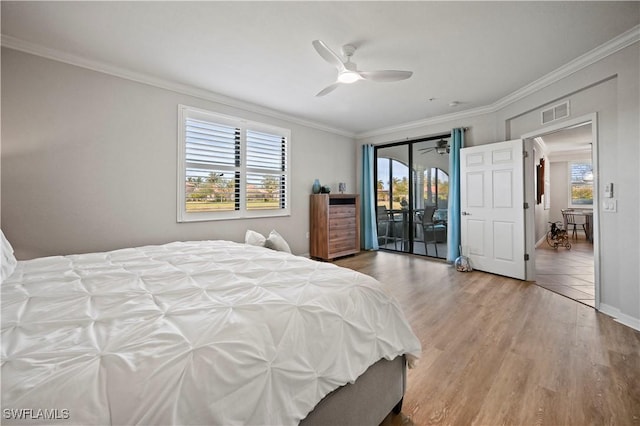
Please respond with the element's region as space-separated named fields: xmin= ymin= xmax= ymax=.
xmin=246 ymin=130 xmax=288 ymax=210
xmin=184 ymin=118 xmax=240 ymax=212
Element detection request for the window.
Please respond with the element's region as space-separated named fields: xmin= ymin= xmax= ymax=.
xmin=422 ymin=167 xmax=449 ymax=210
xmin=568 ymin=160 xmax=593 ymax=207
xmin=376 ymin=157 xmax=409 ymax=210
xmin=177 ymin=105 xmax=290 ymax=221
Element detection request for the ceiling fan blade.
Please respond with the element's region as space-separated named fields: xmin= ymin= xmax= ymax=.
xmin=359 ymin=70 xmax=413 ymax=82
xmin=315 ymin=82 xmax=341 ymax=97
xmin=312 ymin=40 xmax=346 ymax=72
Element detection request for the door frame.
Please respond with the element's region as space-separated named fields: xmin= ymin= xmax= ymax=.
xmin=520 ymin=112 xmax=600 ymax=309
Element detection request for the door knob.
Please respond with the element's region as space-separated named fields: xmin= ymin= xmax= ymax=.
xmin=462 ymin=211 xmax=471 ymax=216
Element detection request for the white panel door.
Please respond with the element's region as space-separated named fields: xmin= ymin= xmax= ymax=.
xmin=460 ymin=140 xmax=526 ymax=280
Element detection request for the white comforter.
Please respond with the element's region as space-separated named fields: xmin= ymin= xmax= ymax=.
xmin=1 ymin=240 xmax=421 ymax=425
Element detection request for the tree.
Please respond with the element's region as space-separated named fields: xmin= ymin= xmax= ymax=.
xmin=261 ymin=175 xmax=280 ymax=202
xmin=393 ymin=176 xmax=409 ymax=201
xmin=206 ymin=172 xmax=224 ymax=184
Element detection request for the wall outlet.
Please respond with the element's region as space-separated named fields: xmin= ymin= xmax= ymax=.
xmin=603 ymin=199 xmax=617 ymax=212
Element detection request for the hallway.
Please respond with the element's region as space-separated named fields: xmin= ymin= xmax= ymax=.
xmin=535 ymin=234 xmax=595 ymax=307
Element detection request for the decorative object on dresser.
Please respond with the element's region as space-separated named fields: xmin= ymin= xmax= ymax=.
xmin=312 ymin=178 xmax=321 ymax=194
xmin=310 ymin=194 xmax=360 ymax=260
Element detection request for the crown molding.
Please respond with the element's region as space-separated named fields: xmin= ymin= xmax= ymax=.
xmin=0 ymin=34 xmax=356 ymax=139
xmin=356 ymin=24 xmax=640 ymax=140
xmin=3 ymin=24 xmax=638 ymax=142
xmin=355 ymin=103 xmax=495 ymax=140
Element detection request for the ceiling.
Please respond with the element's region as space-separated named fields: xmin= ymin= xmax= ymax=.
xmin=2 ymin=1 xmax=639 ymax=136
xmin=538 ymin=122 xmax=592 ymax=156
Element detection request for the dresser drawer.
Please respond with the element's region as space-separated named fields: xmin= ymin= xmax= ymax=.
xmin=329 ymin=230 xmax=356 ymax=242
xmin=329 ymin=206 xmax=356 ymax=219
xmin=329 ymin=238 xmax=357 ymax=255
xmin=329 ymin=217 xmax=356 ymax=230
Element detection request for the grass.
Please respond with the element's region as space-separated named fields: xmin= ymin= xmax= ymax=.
xmin=186 ymin=201 xmax=280 ymax=212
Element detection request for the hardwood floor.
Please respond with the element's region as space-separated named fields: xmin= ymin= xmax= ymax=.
xmin=334 ymin=251 xmax=640 ymax=426
xmin=535 ymin=234 xmax=595 ymax=307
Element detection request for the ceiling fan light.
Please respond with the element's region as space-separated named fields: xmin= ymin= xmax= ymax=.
xmin=338 ymin=71 xmax=360 ymax=84
xmin=435 ymin=139 xmax=450 ymax=155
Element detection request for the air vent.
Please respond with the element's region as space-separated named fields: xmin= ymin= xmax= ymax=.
xmin=541 ymin=101 xmax=570 ymax=124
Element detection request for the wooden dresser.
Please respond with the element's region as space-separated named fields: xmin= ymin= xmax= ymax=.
xmin=310 ymin=194 xmax=360 ymax=260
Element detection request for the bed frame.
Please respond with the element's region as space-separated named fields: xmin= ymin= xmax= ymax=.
xmin=300 ymin=355 xmax=406 ymax=425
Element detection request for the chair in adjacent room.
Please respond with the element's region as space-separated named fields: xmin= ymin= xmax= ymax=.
xmin=562 ymin=209 xmax=587 ymax=240
xmin=376 ymin=206 xmax=394 ymax=249
xmin=420 ymin=205 xmax=439 ymax=257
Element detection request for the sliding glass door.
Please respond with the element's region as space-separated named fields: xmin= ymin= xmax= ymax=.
xmin=375 ymin=137 xmax=449 ymax=259
xmin=376 ymin=147 xmax=410 ymax=252
xmin=412 ymin=140 xmax=449 ymax=258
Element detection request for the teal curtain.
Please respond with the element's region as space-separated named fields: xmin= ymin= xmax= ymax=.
xmin=361 ymin=144 xmax=379 ymax=250
xmin=447 ymin=128 xmax=464 ymax=262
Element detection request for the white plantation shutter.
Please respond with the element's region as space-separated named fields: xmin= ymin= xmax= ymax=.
xmin=185 ymin=119 xmax=240 ymax=212
xmin=185 ymin=119 xmax=239 ymax=167
xmin=246 ymin=130 xmax=287 ymax=210
xmin=178 ymin=105 xmax=290 ymax=221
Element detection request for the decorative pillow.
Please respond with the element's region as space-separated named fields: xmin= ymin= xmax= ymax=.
xmin=1 ymin=230 xmax=18 ymax=283
xmin=245 ymin=229 xmax=266 ymax=247
xmin=265 ymin=230 xmax=292 ymax=253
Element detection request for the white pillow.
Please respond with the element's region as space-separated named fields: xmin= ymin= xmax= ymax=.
xmin=1 ymin=230 xmax=18 ymax=283
xmin=265 ymin=230 xmax=291 ymax=253
xmin=245 ymin=229 xmax=266 ymax=247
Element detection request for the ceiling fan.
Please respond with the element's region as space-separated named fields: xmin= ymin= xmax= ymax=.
xmin=418 ymin=139 xmax=450 ymax=155
xmin=312 ymin=40 xmax=413 ymax=97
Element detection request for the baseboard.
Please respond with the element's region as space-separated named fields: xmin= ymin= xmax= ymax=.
xmin=598 ymin=304 xmax=640 ymax=332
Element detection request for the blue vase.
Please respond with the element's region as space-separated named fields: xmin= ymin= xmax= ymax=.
xmin=312 ymin=179 xmax=321 ymax=194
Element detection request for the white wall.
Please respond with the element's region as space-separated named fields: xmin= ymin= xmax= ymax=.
xmin=358 ymin=42 xmax=640 ymax=328
xmin=1 ymin=48 xmax=356 ymax=258
xmin=549 ymin=162 xmax=569 ymax=225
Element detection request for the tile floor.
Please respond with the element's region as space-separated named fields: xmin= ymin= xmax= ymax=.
xmin=535 ymin=232 xmax=595 ymax=307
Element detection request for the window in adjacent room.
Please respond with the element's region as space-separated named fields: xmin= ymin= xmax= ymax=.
xmin=177 ymin=105 xmax=290 ymax=222
xmin=568 ymin=160 xmax=593 ymax=207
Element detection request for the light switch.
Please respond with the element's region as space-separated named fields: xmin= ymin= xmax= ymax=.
xmin=603 ymin=199 xmax=617 ymax=212
xmin=604 ymin=183 xmax=614 ymax=198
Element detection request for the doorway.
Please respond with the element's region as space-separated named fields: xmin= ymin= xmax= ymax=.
xmin=375 ymin=136 xmax=449 ymax=259
xmin=523 ymin=115 xmax=598 ymax=308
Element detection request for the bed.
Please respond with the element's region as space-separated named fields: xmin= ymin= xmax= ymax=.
xmin=1 ymin=236 xmax=421 ymax=425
